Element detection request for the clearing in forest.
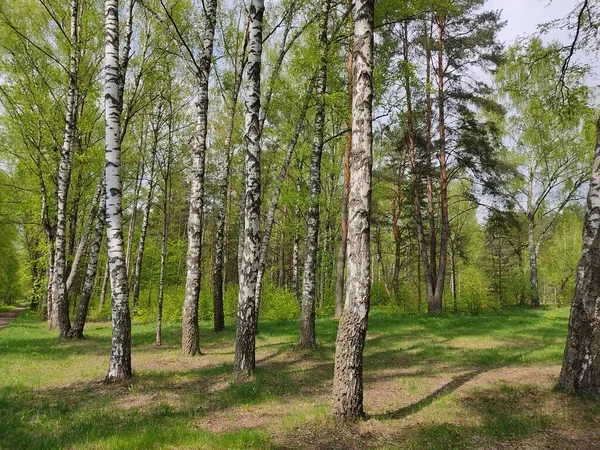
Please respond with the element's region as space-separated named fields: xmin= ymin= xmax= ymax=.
xmin=1 ymin=307 xmax=599 ymax=449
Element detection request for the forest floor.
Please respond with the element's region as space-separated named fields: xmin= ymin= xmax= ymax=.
xmin=1 ymin=307 xmax=600 ymax=450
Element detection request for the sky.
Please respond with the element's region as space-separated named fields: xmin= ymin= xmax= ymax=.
xmin=485 ymin=0 xmax=577 ymax=45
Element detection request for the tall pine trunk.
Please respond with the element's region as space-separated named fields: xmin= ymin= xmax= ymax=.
xmin=332 ymin=0 xmax=374 ymax=421
xmin=432 ymin=13 xmax=449 ymax=314
xmin=234 ymin=0 xmax=264 ymax=380
xmin=300 ymin=0 xmax=330 ymax=349
xmin=403 ymin=21 xmax=435 ymax=309
xmin=182 ymin=0 xmax=218 ymax=356
xmin=52 ymin=0 xmax=79 ymax=338
xmin=104 ymin=0 xmax=132 ymax=383
xmin=559 ymin=117 xmax=600 ymax=399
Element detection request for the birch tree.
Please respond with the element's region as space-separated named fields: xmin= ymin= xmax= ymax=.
xmin=104 ymin=0 xmax=133 ymax=382
xmin=332 ymin=0 xmax=374 ymax=421
xmin=171 ymin=0 xmax=218 ymax=356
xmin=496 ymin=39 xmax=592 ymax=308
xmin=559 ymin=116 xmax=600 ymax=399
xmin=51 ymin=0 xmax=80 ymax=337
xmin=300 ymin=0 xmax=330 ymax=348
xmin=212 ymin=16 xmax=248 ymax=333
xmin=67 ymin=181 xmax=106 ymax=339
xmin=234 ymin=0 xmax=264 ymax=380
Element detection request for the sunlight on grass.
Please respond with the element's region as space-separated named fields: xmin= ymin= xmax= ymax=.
xmin=1 ymin=307 xmax=599 ymax=449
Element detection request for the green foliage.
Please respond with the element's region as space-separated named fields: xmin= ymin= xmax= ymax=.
xmin=459 ymin=265 xmax=493 ymax=313
xmin=257 ymin=281 xmax=300 ymax=321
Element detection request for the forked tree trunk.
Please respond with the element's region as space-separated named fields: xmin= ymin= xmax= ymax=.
xmin=332 ymin=0 xmax=374 ymax=421
xmin=300 ymin=0 xmax=330 ymax=349
xmin=104 ymin=0 xmax=132 ymax=383
xmin=559 ymin=117 xmax=600 ymax=399
xmin=213 ymin=25 xmax=248 ymax=333
xmin=334 ymin=17 xmax=353 ymax=318
xmin=66 ymin=183 xmax=102 ymax=294
xmin=52 ymin=0 xmax=79 ymax=338
xmin=234 ymin=0 xmax=264 ymax=380
xmin=67 ymin=182 xmax=106 ymax=339
xmin=182 ymin=0 xmax=218 ymax=356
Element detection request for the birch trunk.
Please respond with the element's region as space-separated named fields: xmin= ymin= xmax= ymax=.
xmin=126 ymin=160 xmax=143 ymax=276
xmin=278 ymin=208 xmax=286 ymax=286
xmin=46 ymin=242 xmax=56 ymax=326
xmin=332 ymin=0 xmax=374 ymax=421
xmin=99 ymin=259 xmax=109 ymax=312
xmin=41 ymin=175 xmax=55 ymax=324
xmin=334 ymin=18 xmax=353 ymax=318
xmin=156 ymin=165 xmax=170 ymax=346
xmin=234 ymin=0 xmax=264 ymax=380
xmin=67 ymin=182 xmax=106 ymax=339
xmin=104 ymin=0 xmax=132 ymax=382
xmin=559 ymin=117 xmax=600 ymax=399
xmin=52 ymin=0 xmax=79 ymax=338
xmin=300 ymin=0 xmax=330 ymax=349
xmin=182 ymin=0 xmax=218 ymax=356
xmin=528 ymin=214 xmax=540 ymax=308
xmin=66 ymin=183 xmax=102 ymax=293
xmin=292 ymin=231 xmax=300 ymax=301
xmin=213 ymin=25 xmax=248 ymax=333
xmin=132 ymin=146 xmax=157 ymax=309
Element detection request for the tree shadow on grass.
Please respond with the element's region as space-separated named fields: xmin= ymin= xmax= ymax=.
xmin=372 ymin=369 xmax=486 ymax=420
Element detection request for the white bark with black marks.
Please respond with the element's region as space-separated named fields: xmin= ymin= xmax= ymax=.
xmin=234 ymin=0 xmax=264 ymax=380
xmin=332 ymin=0 xmax=373 ymax=421
xmin=104 ymin=0 xmax=132 ymax=383
xmin=213 ymin=25 xmax=248 ymax=333
xmin=560 ymin=117 xmax=600 ymax=399
xmin=66 ymin=183 xmax=102 ymax=294
xmin=132 ymin=142 xmax=158 ymax=309
xmin=68 ymin=181 xmax=106 ymax=339
xmin=182 ymin=0 xmax=218 ymax=356
xmin=300 ymin=0 xmax=330 ymax=349
xmin=52 ymin=0 xmax=79 ymax=338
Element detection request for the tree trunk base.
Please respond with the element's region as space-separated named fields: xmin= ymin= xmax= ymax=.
xmin=65 ymin=329 xmax=85 ymax=339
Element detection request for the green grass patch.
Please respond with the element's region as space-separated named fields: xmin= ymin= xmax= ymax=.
xmin=1 ymin=306 xmax=597 ymax=450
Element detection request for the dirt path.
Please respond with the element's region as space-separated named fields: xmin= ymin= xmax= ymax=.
xmin=0 ymin=305 xmax=26 ymax=331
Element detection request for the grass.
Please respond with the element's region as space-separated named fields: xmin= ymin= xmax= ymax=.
xmin=0 ymin=304 xmax=16 ymax=313
xmin=1 ymin=307 xmax=600 ymax=449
